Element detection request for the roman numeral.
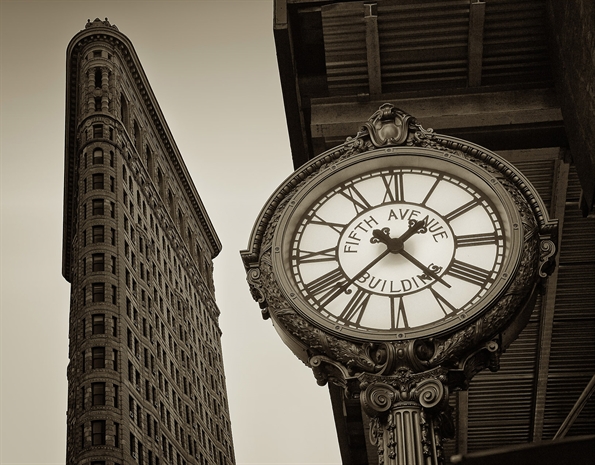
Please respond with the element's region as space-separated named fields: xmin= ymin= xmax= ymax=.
xmin=306 ymin=267 xmax=347 ymax=304
xmin=444 ymin=199 xmax=479 ymax=222
xmin=446 ymin=259 xmax=492 ymax=286
xmin=391 ymin=296 xmax=409 ymax=329
xmin=295 ymin=247 xmax=337 ymax=264
xmin=382 ymin=173 xmax=404 ymax=203
xmin=420 ymin=176 xmax=441 ymax=206
xmin=309 ymin=214 xmax=346 ymax=234
xmin=340 ymin=185 xmax=372 ymax=214
xmin=339 ymin=288 xmax=371 ymax=325
xmin=429 ymin=288 xmax=457 ymax=315
xmin=455 ymin=232 xmax=499 ymax=247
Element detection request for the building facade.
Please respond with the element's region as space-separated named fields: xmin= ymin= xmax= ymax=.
xmin=62 ymin=19 xmax=234 ymax=465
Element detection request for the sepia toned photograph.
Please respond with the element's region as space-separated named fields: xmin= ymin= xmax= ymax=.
xmin=1 ymin=1 xmax=593 ymax=465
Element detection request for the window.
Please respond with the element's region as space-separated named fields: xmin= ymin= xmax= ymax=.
xmin=93 ymin=124 xmax=103 ymax=139
xmin=92 ymin=283 xmax=105 ymax=302
xmin=92 ymin=225 xmax=104 ymax=243
xmin=92 ymin=382 xmax=105 ymax=405
xmin=113 ymin=349 xmax=118 ymax=371
xmin=110 ymin=176 xmax=115 ymax=192
xmin=114 ymin=384 xmax=119 ymax=407
xmin=82 ymin=350 xmax=86 ymax=372
xmin=92 ymin=253 xmax=105 ymax=272
xmin=93 ymin=50 xmax=102 ymax=58
xmin=113 ymin=316 xmax=118 ymax=336
xmin=93 ymin=148 xmax=104 ymax=164
xmin=111 ymin=256 xmax=117 ymax=274
xmin=92 ymin=347 xmax=105 ymax=369
xmin=91 ymin=420 xmax=106 ymax=446
xmin=110 ymin=201 xmax=115 ymax=218
xmin=130 ymin=432 xmax=136 ymax=456
xmin=94 ymin=97 xmax=102 ymax=112
xmin=92 ymin=314 xmax=105 ymax=334
xmin=92 ymin=173 xmax=104 ymax=190
xmin=81 ymin=386 xmax=85 ymax=410
xmin=94 ymin=68 xmax=102 ymax=88
xmin=111 ymin=285 xmax=117 ymax=304
xmin=92 ymin=199 xmax=104 ymax=215
xmin=115 ymin=422 xmax=120 ymax=447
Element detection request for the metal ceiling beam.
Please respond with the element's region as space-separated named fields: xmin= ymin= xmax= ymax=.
xmin=467 ymin=1 xmax=486 ymax=87
xmin=364 ymin=3 xmax=382 ymax=96
xmin=310 ymin=88 xmax=563 ymax=138
xmin=531 ymin=152 xmax=570 ymax=441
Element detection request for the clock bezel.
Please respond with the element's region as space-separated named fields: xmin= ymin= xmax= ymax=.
xmin=272 ymin=146 xmax=524 ymax=342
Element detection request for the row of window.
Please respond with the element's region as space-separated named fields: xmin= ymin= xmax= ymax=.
xmin=81 ymin=347 xmax=117 ymax=371
xmin=83 ymin=253 xmax=116 ymax=275
xmin=82 ymin=283 xmax=117 ymax=305
xmin=81 ymin=382 xmax=117 ymax=409
xmin=82 ymin=198 xmax=116 ymax=218
xmin=82 ymin=225 xmax=116 ymax=246
xmin=83 ymin=173 xmax=115 ymax=193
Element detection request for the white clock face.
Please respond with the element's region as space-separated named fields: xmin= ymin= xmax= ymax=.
xmin=276 ymin=151 xmax=520 ymax=340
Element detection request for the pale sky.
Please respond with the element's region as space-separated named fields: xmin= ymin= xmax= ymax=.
xmin=0 ymin=1 xmax=341 ymax=464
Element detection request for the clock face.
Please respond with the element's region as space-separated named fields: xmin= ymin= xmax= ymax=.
xmin=274 ymin=150 xmax=522 ymax=340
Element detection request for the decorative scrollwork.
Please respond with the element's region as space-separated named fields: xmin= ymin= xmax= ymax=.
xmin=361 ymin=104 xmax=417 ymax=147
xmin=539 ymin=239 xmax=557 ymax=278
xmin=416 ymin=378 xmax=446 ymax=409
xmin=361 ymin=383 xmax=396 ymax=416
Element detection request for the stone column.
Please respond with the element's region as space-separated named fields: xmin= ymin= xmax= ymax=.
xmin=359 ymin=368 xmax=452 ymax=465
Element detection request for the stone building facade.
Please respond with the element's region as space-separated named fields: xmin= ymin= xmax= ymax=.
xmin=62 ymin=19 xmax=234 ymax=465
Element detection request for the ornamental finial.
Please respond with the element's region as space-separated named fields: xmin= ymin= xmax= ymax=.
xmin=361 ymin=103 xmax=417 ymax=147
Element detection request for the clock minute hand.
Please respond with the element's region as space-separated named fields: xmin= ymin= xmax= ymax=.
xmin=399 ymin=249 xmax=451 ymax=288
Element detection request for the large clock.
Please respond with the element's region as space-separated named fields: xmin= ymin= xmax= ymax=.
xmin=272 ymin=148 xmax=523 ymax=341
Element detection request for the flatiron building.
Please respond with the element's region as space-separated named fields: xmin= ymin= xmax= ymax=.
xmin=62 ymin=18 xmax=234 ymax=465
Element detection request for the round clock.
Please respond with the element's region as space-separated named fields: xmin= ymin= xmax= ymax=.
xmin=272 ymin=147 xmax=523 ymax=341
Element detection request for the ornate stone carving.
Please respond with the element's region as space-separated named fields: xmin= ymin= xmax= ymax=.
xmin=361 ymin=103 xmax=418 ymax=147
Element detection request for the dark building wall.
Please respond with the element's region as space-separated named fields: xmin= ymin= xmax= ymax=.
xmin=63 ymin=19 xmax=234 ymax=465
xmin=546 ymin=0 xmax=595 ymax=214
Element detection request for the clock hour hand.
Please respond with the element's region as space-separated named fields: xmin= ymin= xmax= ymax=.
xmin=399 ymin=249 xmax=451 ymax=288
xmin=372 ymin=219 xmax=426 ymax=253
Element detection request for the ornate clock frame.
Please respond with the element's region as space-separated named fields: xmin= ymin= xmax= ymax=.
xmin=241 ymin=104 xmax=558 ymax=465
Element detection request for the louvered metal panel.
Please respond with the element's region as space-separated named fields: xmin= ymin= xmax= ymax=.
xmin=482 ymin=0 xmax=552 ymax=85
xmin=541 ymin=167 xmax=595 ymax=440
xmin=558 ymin=209 xmax=595 ymax=263
xmin=321 ymin=2 xmax=368 ymax=96
xmin=542 ymin=376 xmax=595 ymax=439
xmin=377 ymin=1 xmax=470 ymax=91
xmin=466 ymin=313 xmax=541 ymax=452
xmin=509 ymin=159 xmax=556 ymax=211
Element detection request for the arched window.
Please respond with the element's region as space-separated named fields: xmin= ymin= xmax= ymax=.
xmin=93 ymin=148 xmax=104 ymax=165
xmin=157 ymin=169 xmax=165 ymax=199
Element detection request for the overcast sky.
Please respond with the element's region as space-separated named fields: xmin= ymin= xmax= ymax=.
xmin=1 ymin=1 xmax=342 ymax=464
